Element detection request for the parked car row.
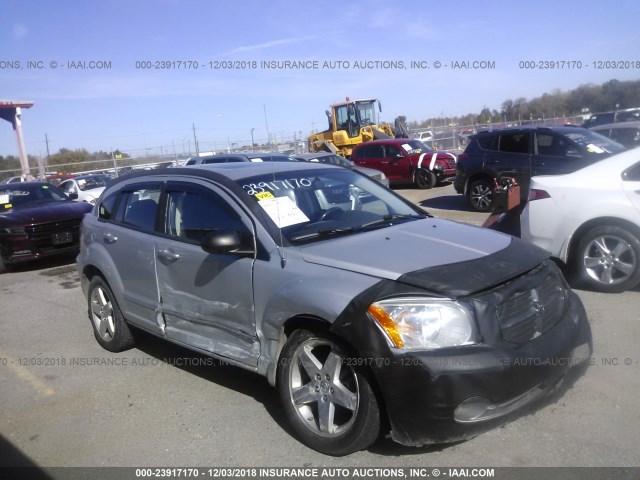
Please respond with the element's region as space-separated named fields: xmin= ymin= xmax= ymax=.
xmin=7 ymin=136 xmax=637 ymax=457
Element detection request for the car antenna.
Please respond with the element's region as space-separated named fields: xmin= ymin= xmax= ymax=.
xmin=270 ymin=154 xmax=286 ymax=268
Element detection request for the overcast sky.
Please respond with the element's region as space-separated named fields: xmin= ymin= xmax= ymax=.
xmin=1 ymin=0 xmax=639 ymax=158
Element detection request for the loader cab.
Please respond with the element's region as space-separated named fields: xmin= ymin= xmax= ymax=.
xmin=334 ymin=99 xmax=382 ymax=138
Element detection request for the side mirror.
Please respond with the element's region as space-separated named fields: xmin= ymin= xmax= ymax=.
xmin=68 ymin=192 xmax=78 ymax=200
xmin=201 ymin=230 xmax=254 ymax=256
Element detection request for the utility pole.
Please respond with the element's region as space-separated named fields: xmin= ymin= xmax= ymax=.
xmin=251 ymin=128 xmax=255 ymax=148
xmin=263 ymin=105 xmax=271 ymax=151
xmin=111 ymin=148 xmax=117 ymax=176
xmin=45 ymin=133 xmax=51 ymax=168
xmin=192 ymin=123 xmax=199 ymax=156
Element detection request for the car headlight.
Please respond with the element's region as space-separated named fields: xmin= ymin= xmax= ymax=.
xmin=89 ymin=198 xmax=98 ymax=205
xmin=368 ymin=298 xmax=476 ymax=350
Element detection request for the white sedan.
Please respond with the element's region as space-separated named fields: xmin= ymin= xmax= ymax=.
xmin=521 ymin=147 xmax=640 ymax=292
xmin=58 ymin=174 xmax=111 ymax=204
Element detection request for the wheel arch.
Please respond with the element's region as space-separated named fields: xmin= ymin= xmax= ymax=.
xmin=565 ymin=216 xmax=640 ymax=263
xmin=272 ymin=314 xmax=390 ymax=443
xmin=466 ymin=171 xmax=494 ymax=195
xmin=413 ymin=167 xmax=437 ymax=189
xmin=265 ymin=314 xmax=332 ymax=387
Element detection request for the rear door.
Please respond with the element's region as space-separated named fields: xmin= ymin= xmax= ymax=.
xmin=483 ymin=130 xmax=532 ymax=189
xmin=98 ymin=182 xmax=163 ymax=333
xmin=352 ymin=144 xmax=385 ymax=172
xmin=154 ymin=180 xmax=259 ymax=366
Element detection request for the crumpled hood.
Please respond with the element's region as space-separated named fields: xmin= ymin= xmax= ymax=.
xmin=299 ymin=218 xmax=549 ymax=296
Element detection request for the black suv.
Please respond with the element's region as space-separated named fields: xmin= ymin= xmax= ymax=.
xmin=591 ymin=120 xmax=640 ymax=149
xmin=581 ymin=107 xmax=640 ymax=129
xmin=454 ymin=126 xmax=624 ymax=211
xmin=184 ymin=152 xmax=296 ymax=165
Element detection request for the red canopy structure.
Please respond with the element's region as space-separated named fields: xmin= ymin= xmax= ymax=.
xmin=0 ymin=99 xmax=35 ymax=179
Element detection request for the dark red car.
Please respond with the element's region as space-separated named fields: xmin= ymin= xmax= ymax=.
xmin=350 ymin=139 xmax=457 ymax=189
xmin=0 ymin=182 xmax=93 ymax=271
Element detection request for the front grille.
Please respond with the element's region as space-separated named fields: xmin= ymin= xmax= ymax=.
xmin=25 ymin=219 xmax=82 ymax=239
xmin=496 ymin=273 xmax=568 ymax=343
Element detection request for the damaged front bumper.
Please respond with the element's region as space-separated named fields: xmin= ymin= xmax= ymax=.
xmin=370 ymin=290 xmax=591 ymax=446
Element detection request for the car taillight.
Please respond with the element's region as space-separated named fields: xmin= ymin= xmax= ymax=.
xmin=528 ymin=189 xmax=551 ymax=201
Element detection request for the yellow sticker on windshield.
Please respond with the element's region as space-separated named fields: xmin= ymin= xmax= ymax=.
xmin=255 ymin=191 xmax=275 ymax=201
xmin=4 ymin=204 xmax=11 ymax=208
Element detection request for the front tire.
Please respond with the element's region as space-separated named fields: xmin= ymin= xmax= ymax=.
xmin=276 ymin=329 xmax=380 ymax=456
xmin=415 ymin=169 xmax=436 ymax=189
xmin=468 ymin=178 xmax=493 ymax=212
xmin=87 ymin=276 xmax=135 ymax=352
xmin=573 ymin=225 xmax=640 ymax=293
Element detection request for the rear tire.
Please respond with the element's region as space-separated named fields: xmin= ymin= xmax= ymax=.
xmin=87 ymin=276 xmax=135 ymax=352
xmin=572 ymin=225 xmax=640 ymax=293
xmin=276 ymin=329 xmax=381 ymax=456
xmin=468 ymin=178 xmax=493 ymax=212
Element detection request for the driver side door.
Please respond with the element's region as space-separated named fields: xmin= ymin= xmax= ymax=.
xmin=155 ymin=180 xmax=259 ymax=366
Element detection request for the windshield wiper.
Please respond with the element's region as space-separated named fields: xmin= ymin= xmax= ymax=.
xmin=289 ymin=226 xmax=357 ymax=242
xmin=356 ymin=213 xmax=424 ymax=230
xmin=288 ymin=214 xmax=424 ymax=242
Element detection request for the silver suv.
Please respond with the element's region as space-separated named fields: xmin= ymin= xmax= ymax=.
xmin=77 ymin=162 xmax=591 ymax=455
xmin=184 ymin=152 xmax=296 ymax=165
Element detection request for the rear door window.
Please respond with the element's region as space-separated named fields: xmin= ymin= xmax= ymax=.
xmin=115 ymin=185 xmax=162 ymax=232
xmin=498 ymin=132 xmax=530 ymax=154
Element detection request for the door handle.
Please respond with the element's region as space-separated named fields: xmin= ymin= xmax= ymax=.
xmin=487 ymin=159 xmax=499 ymax=164
xmin=157 ymin=248 xmax=180 ymax=262
xmin=103 ymin=233 xmax=117 ymax=244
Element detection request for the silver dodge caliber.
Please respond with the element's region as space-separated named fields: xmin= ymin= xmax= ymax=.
xmin=77 ymin=162 xmax=592 ymax=456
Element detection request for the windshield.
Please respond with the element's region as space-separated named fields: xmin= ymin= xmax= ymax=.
xmin=564 ymin=130 xmax=625 ymax=154
xmin=399 ymin=140 xmax=433 ymax=155
xmin=236 ymin=168 xmax=424 ymax=243
xmin=0 ymin=183 xmax=69 ymax=210
xmin=356 ymin=101 xmax=379 ymax=126
xmin=77 ymin=176 xmax=110 ymax=191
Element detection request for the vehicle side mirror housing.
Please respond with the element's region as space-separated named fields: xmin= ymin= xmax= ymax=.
xmin=201 ymin=230 xmax=254 ymax=256
xmin=68 ymin=192 xmax=78 ymax=200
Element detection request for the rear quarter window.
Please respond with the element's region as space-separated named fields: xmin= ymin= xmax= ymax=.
xmin=476 ymin=133 xmax=498 ymax=150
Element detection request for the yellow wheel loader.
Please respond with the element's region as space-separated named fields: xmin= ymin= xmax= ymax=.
xmin=308 ymin=98 xmax=409 ymax=158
